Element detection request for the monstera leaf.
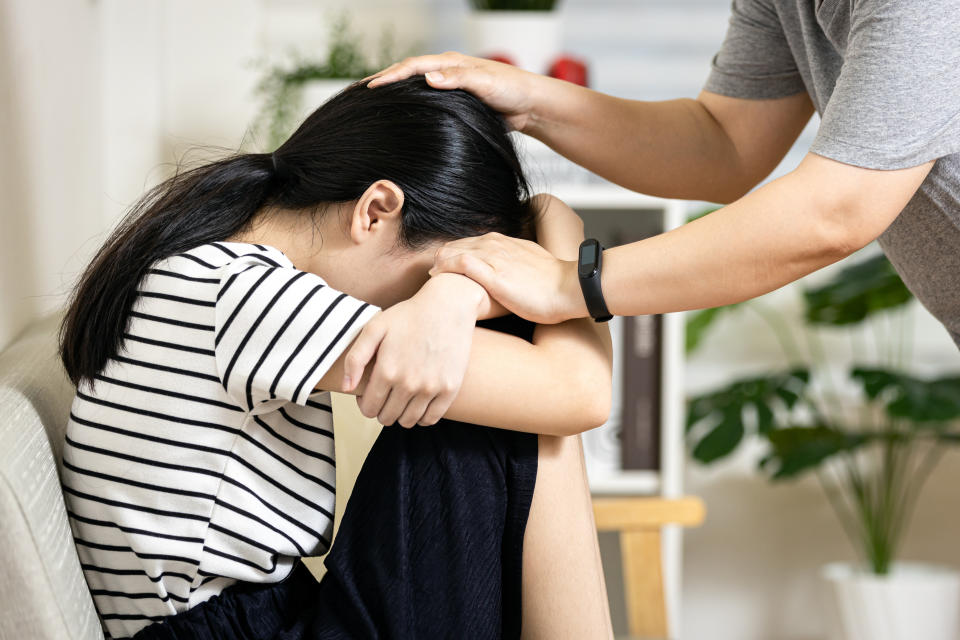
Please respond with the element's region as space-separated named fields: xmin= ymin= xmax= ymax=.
xmin=687 ymin=368 xmax=810 ymax=463
xmin=803 ymin=254 xmax=913 ymax=325
xmin=852 ymin=368 xmax=960 ymax=423
xmin=760 ymin=426 xmax=871 ymax=480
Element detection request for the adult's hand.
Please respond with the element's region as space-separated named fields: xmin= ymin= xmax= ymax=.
xmin=365 ymin=51 xmax=541 ymax=132
xmin=342 ymin=273 xmax=488 ymax=428
xmin=430 ymin=232 xmax=587 ymax=325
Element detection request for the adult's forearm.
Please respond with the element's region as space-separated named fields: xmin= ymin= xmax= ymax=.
xmin=433 ymin=154 xmax=929 ymax=325
xmin=558 ymin=163 xmax=862 ymax=318
xmin=525 ymin=80 xmax=744 ymax=202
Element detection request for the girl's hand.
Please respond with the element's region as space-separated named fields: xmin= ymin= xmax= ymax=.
xmin=342 ymin=273 xmax=486 ymax=428
xmin=365 ymin=52 xmax=541 ymax=133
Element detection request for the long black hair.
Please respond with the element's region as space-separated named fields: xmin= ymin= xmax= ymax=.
xmin=60 ymin=76 xmax=537 ymax=386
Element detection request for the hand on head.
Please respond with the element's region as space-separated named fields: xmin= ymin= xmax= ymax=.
xmin=365 ymin=51 xmax=539 ymax=133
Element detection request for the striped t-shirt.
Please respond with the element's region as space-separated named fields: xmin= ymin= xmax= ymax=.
xmin=61 ymin=241 xmax=379 ymax=639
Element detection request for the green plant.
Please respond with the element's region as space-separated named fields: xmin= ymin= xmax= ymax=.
xmin=686 ymin=246 xmax=960 ymax=575
xmin=254 ymin=13 xmax=407 ymax=150
xmin=470 ymin=0 xmax=558 ymax=10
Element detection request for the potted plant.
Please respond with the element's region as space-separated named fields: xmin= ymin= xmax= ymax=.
xmin=466 ymin=0 xmax=562 ymax=75
xmin=686 ymin=244 xmax=960 ymax=640
xmin=254 ymin=13 xmax=406 ymax=150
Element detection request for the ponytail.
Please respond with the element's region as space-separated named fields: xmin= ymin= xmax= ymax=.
xmin=60 ymin=153 xmax=277 ymax=386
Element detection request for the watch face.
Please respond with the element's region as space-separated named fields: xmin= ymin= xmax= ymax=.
xmin=578 ymin=241 xmax=598 ymax=278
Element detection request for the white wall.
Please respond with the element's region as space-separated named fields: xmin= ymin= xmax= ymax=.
xmin=0 ymin=0 xmax=104 ymax=349
xmin=3 ymin=1 xmax=959 ymax=638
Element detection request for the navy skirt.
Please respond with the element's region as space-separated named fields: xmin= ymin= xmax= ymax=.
xmin=131 ymin=417 xmax=539 ymax=640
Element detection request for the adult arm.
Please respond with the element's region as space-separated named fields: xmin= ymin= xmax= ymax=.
xmin=433 ymin=154 xmax=933 ymax=320
xmin=420 ymin=0 xmax=951 ymax=321
xmin=325 ymin=194 xmax=614 ymax=436
xmin=367 ymin=53 xmax=814 ymax=203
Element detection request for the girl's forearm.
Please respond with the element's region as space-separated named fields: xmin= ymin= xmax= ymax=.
xmin=449 ymin=325 xmax=611 ymax=434
xmin=326 ymin=324 xmax=610 ymax=435
xmin=448 ymin=194 xmax=612 ymax=434
xmin=464 ymin=194 xmax=613 ymax=434
xmin=533 ymin=194 xmax=611 ymax=350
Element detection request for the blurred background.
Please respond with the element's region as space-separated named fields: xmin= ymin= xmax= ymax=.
xmin=2 ymin=1 xmax=958 ymax=639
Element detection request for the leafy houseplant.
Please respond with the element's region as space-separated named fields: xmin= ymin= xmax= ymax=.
xmin=254 ymin=14 xmax=406 ymax=150
xmin=686 ymin=249 xmax=960 ymax=577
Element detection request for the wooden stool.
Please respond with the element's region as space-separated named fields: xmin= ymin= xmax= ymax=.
xmin=592 ymin=496 xmax=706 ymax=639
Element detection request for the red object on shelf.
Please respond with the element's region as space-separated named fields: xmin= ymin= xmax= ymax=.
xmin=483 ymin=53 xmax=515 ymax=66
xmin=548 ymin=55 xmax=589 ymax=87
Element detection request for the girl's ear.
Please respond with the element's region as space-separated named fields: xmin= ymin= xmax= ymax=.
xmin=349 ymin=180 xmax=405 ymax=245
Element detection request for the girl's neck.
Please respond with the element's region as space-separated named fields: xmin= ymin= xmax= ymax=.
xmin=227 ymin=205 xmax=338 ymax=275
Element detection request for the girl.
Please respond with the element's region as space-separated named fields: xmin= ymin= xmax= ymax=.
xmin=59 ymin=77 xmax=614 ymax=640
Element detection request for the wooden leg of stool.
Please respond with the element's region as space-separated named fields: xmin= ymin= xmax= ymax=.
xmin=620 ymin=529 xmax=667 ymax=638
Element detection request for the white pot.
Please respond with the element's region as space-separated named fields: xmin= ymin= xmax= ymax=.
xmin=821 ymin=562 xmax=960 ymax=640
xmin=466 ymin=10 xmax=561 ymax=75
xmin=298 ymin=79 xmax=356 ymax=121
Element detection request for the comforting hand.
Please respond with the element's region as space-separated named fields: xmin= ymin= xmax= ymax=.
xmin=428 ymin=194 xmax=590 ymax=325
xmin=342 ymin=274 xmax=486 ymax=428
xmin=429 ymin=232 xmax=585 ymax=325
xmin=365 ymin=51 xmax=540 ymax=133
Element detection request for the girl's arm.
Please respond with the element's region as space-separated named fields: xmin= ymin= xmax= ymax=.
xmin=318 ymin=195 xmax=614 ymax=437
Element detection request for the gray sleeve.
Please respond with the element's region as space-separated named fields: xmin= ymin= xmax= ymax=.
xmin=810 ymin=0 xmax=960 ymax=170
xmin=703 ymin=0 xmax=808 ymax=100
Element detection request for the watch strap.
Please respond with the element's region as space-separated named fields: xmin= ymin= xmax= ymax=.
xmin=578 ymin=240 xmax=612 ymax=322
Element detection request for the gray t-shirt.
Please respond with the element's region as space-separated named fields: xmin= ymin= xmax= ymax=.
xmin=703 ymin=0 xmax=960 ymax=346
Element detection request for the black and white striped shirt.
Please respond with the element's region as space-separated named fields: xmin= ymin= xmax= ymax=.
xmin=61 ymin=241 xmax=379 ymax=639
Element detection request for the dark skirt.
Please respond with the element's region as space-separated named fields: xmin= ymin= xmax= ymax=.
xmin=131 ymin=418 xmax=539 ymax=640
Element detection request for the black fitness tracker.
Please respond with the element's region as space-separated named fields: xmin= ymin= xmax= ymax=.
xmin=577 ymin=238 xmax=612 ymax=322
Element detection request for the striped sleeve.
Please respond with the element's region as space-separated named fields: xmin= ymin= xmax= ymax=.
xmin=213 ymin=257 xmax=379 ymax=410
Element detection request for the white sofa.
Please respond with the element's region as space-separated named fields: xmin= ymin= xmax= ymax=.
xmin=0 ymin=315 xmax=103 ymax=640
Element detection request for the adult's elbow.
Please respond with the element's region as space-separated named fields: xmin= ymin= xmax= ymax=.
xmin=794 ymin=153 xmax=932 ymax=263
xmin=810 ymin=185 xmax=889 ymax=263
xmin=704 ymin=179 xmax=755 ymax=206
